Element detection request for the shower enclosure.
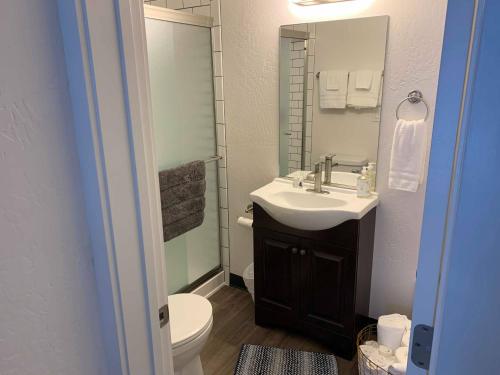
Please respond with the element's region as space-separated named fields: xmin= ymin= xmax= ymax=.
xmin=145 ymin=7 xmax=221 ymax=294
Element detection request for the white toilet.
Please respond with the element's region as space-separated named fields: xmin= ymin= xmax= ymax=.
xmin=168 ymin=293 xmax=213 ymax=375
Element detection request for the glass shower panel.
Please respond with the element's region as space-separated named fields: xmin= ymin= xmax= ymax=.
xmin=146 ymin=18 xmax=220 ymax=294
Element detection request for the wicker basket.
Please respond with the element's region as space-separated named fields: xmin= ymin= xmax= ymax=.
xmin=356 ymin=324 xmax=391 ymax=375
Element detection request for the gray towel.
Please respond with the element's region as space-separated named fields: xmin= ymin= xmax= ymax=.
xmin=160 ymin=180 xmax=206 ymax=208
xmin=159 ymin=160 xmax=205 ymax=191
xmin=163 ymin=212 xmax=204 ymax=242
xmin=159 ymin=160 xmax=206 ymax=242
xmin=162 ymin=197 xmax=205 ymax=225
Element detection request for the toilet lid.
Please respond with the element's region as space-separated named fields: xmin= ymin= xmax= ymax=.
xmin=168 ymin=294 xmax=213 ymax=348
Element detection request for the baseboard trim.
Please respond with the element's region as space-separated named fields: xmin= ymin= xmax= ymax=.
xmin=192 ymin=270 xmax=225 ymax=298
xmin=229 ymin=273 xmax=247 ymax=290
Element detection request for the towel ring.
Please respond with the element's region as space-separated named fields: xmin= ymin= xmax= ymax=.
xmin=396 ymin=90 xmax=429 ymax=121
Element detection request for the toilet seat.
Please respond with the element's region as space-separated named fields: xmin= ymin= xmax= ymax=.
xmin=168 ymin=294 xmax=213 ymax=349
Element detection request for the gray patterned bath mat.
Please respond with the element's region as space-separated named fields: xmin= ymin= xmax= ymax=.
xmin=234 ymin=344 xmax=339 ymax=375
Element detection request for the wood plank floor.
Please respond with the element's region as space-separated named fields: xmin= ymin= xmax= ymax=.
xmin=201 ymin=286 xmax=357 ymax=375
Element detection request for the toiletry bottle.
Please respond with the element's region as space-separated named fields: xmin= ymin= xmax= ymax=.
xmin=357 ymin=167 xmax=371 ymax=198
xmin=367 ymin=162 xmax=376 ymax=192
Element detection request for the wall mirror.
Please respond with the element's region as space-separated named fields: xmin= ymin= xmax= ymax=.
xmin=279 ymin=16 xmax=389 ymax=188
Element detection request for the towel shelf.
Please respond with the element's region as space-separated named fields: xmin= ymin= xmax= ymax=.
xmin=396 ymin=90 xmax=429 ymax=121
xmin=204 ymin=155 xmax=223 ymax=163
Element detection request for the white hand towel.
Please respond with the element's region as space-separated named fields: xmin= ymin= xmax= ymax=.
xmin=365 ymin=352 xmax=397 ymax=375
xmin=389 ymin=119 xmax=427 ymax=192
xmin=356 ymin=70 xmax=373 ymax=90
xmin=347 ymin=70 xmax=383 ymax=108
xmin=320 ymin=70 xmax=348 ymax=108
xmin=388 ymin=362 xmax=407 ymax=375
xmin=395 ymin=346 xmax=409 ymax=364
xmin=377 ymin=314 xmax=408 ymax=351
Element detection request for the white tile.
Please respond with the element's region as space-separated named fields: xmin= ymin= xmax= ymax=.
xmin=183 ymin=0 xmax=200 ymax=6
xmin=149 ymin=0 xmax=167 ymax=7
xmin=217 ymin=145 xmax=226 ymax=167
xmin=213 ymin=52 xmax=223 ymax=76
xmin=201 ymin=0 xmax=210 ymax=4
xmin=220 ymin=208 xmax=229 ymax=228
xmin=308 ymin=39 xmax=315 ymax=56
xmin=214 ymin=76 xmax=224 ymax=101
xmin=307 ymin=89 xmax=313 ymax=106
xmin=307 ymin=73 xmax=313 ymax=89
xmin=307 ymin=56 xmax=314 ymax=73
xmin=289 ymin=67 xmax=299 ymax=76
xmin=292 ymin=59 xmax=304 ymax=68
xmin=294 ymin=23 xmax=308 ymax=32
xmin=193 ymin=5 xmax=210 ymax=16
xmin=215 ymin=100 xmax=225 ymax=123
xmin=308 ymin=23 xmax=316 ymax=38
xmin=212 ymin=26 xmax=222 ymax=51
xmin=167 ymin=0 xmax=183 ymax=8
xmin=218 ymin=167 xmax=227 ymax=188
xmin=306 ymin=121 xmax=312 ymax=136
xmin=221 ymin=227 xmax=229 ymax=247
xmin=216 ymin=123 xmax=226 ymax=145
xmin=306 ymin=105 xmax=313 ymax=121
xmin=292 ymin=108 xmax=302 ymax=117
xmin=219 ymin=187 xmax=228 ymax=208
xmin=222 ymin=246 xmax=230 ymax=266
xmin=289 ymin=84 xmax=300 ymax=93
xmin=293 ymin=42 xmax=304 ymax=51
xmin=210 ymin=0 xmax=221 ymax=26
xmin=180 ymin=7 xmax=193 ymax=13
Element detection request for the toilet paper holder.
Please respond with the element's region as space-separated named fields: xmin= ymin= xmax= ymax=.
xmin=245 ymin=203 xmax=253 ymax=213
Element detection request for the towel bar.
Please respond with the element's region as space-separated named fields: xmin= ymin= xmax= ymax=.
xmin=204 ymin=155 xmax=223 ymax=163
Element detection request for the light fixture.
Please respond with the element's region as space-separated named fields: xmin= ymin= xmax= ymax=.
xmin=291 ymin=0 xmax=354 ymax=5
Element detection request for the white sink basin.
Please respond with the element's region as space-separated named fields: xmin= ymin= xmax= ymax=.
xmin=250 ymin=178 xmax=378 ymax=231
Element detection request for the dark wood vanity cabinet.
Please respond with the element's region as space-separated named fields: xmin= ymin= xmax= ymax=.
xmin=253 ymin=203 xmax=376 ymax=359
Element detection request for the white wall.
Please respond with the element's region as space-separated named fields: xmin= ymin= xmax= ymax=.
xmin=0 ymin=1 xmax=108 ymax=374
xmin=221 ymin=0 xmax=447 ymax=317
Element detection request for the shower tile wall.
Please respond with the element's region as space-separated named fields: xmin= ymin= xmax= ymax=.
xmin=282 ymin=23 xmax=316 ymax=173
xmin=287 ymin=40 xmax=305 ymax=174
xmin=144 ymin=0 xmax=231 ymax=284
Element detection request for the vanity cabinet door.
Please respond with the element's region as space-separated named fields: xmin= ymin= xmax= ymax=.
xmin=298 ymin=241 xmax=356 ymax=337
xmin=254 ymin=229 xmax=300 ymax=327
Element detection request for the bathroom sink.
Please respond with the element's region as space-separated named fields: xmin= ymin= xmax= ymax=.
xmin=250 ymin=178 xmax=378 ymax=230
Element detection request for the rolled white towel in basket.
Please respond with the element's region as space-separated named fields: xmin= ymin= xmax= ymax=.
xmin=395 ymin=347 xmax=409 ymax=364
xmin=379 ymin=345 xmax=393 ymax=357
xmin=377 ymin=314 xmax=408 ymax=351
xmin=388 ymin=362 xmax=407 ymax=375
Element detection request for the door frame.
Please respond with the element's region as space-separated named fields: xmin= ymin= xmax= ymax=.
xmin=408 ymin=0 xmax=482 ymax=374
xmin=57 ymin=0 xmax=174 ymax=373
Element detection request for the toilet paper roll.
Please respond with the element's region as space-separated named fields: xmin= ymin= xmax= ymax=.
xmin=237 ymin=216 xmax=253 ymax=228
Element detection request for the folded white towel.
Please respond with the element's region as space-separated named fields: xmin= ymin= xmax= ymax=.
xmin=395 ymin=346 xmax=409 ymax=364
xmin=347 ymin=70 xmax=383 ymax=108
xmin=356 ymin=70 xmax=373 ymax=89
xmin=365 ymin=352 xmax=397 ymax=374
xmin=389 ymin=119 xmax=427 ymax=192
xmin=365 ymin=340 xmax=379 ymax=348
xmin=377 ymin=314 xmax=408 ymax=351
xmin=388 ymin=362 xmax=407 ymax=375
xmin=320 ymin=70 xmax=348 ymax=109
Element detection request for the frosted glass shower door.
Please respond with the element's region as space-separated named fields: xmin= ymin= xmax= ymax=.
xmin=146 ymin=17 xmax=220 ymax=294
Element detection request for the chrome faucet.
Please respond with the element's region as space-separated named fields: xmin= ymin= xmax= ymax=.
xmin=323 ymin=154 xmax=338 ymax=185
xmin=307 ymin=162 xmax=329 ymax=194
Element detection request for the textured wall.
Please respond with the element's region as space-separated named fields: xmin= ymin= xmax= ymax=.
xmin=0 ymin=1 xmax=108 ymax=374
xmin=221 ymin=0 xmax=448 ymax=317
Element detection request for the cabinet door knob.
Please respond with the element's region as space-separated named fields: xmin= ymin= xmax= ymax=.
xmin=291 ymin=247 xmax=298 ymax=254
xmin=300 ymin=249 xmax=306 ymax=256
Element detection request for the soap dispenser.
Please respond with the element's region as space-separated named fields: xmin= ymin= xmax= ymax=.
xmin=357 ymin=167 xmax=371 ymax=198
